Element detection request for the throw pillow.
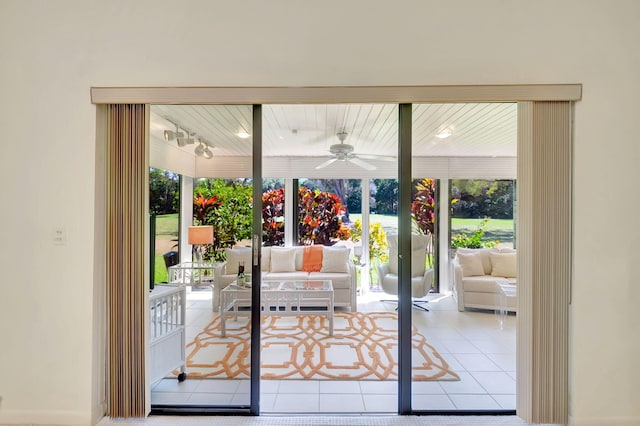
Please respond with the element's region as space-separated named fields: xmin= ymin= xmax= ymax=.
xmin=302 ymin=245 xmax=323 ymax=272
xmin=456 ymin=248 xmax=494 ymax=275
xmin=490 ymin=252 xmax=517 ymax=278
xmin=456 ymin=252 xmax=485 ymax=277
xmin=320 ymin=246 xmax=349 ymax=273
xmin=270 ymin=247 xmax=296 ymax=273
xmin=224 ymin=247 xmax=252 ymax=275
xmin=261 ymin=247 xmax=271 ymax=272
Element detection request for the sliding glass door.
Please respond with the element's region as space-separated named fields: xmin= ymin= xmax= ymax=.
xmin=146 ymin=100 xmax=518 ymax=415
xmin=148 ymin=104 xmax=256 ymax=412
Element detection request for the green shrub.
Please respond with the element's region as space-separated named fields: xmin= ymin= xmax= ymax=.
xmin=451 ymin=217 xmax=498 ymax=249
xmin=262 ymin=188 xmax=285 ymax=246
xmin=297 ymin=186 xmax=351 ymax=245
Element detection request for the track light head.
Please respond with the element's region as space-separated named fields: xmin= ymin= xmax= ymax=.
xmin=163 ymin=129 xmax=184 ymax=141
xmin=203 ymin=145 xmax=213 ymax=159
xmin=176 ymin=136 xmax=195 ymax=147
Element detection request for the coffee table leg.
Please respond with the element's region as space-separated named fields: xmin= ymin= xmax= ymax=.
xmin=496 ymin=290 xmax=506 ymax=330
xmin=221 ymin=312 xmax=226 ymax=337
xmin=329 ymin=297 xmax=334 ymax=336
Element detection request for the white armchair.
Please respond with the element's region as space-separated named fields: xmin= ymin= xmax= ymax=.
xmin=377 ymin=234 xmax=433 ymax=311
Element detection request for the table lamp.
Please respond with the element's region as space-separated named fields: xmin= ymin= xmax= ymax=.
xmin=188 ymin=225 xmax=214 ymax=263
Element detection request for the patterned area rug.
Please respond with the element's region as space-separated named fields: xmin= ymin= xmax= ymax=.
xmin=183 ymin=311 xmax=459 ymax=381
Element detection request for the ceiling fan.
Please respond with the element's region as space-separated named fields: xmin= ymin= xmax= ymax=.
xmin=315 ymin=132 xmax=395 ymax=170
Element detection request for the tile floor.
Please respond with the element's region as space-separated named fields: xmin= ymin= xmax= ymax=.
xmin=151 ymin=288 xmax=516 ymax=413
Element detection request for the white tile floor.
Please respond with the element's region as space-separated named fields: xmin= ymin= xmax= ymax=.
xmin=152 ymin=288 xmax=516 ymax=413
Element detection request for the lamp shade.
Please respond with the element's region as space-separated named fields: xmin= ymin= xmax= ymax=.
xmin=188 ymin=226 xmax=214 ymax=245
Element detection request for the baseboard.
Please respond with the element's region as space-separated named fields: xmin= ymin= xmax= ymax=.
xmin=569 ymin=415 xmax=640 ymax=426
xmin=0 ymin=409 xmax=89 ymax=425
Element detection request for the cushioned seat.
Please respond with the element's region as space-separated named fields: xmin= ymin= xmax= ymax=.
xmin=377 ymin=234 xmax=434 ymax=311
xmin=452 ymin=247 xmax=517 ymax=312
xmin=461 ymin=276 xmax=516 ymax=293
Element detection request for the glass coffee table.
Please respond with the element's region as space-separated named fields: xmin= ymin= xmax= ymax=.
xmin=220 ymin=279 xmax=334 ymax=336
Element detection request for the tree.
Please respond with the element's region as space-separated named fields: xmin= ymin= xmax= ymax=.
xmin=450 ymin=179 xmax=514 ymax=219
xmin=373 ymin=179 xmax=398 ymax=214
xmin=149 ymin=168 xmax=180 ymax=215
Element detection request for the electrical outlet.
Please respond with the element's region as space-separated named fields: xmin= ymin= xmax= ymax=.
xmin=53 ymin=228 xmax=66 ymax=245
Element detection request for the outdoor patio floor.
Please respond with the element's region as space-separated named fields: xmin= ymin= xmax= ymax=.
xmin=151 ymin=287 xmax=516 ymax=413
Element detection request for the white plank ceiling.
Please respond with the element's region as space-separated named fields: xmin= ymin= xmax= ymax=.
xmin=150 ymin=103 xmax=517 ymax=178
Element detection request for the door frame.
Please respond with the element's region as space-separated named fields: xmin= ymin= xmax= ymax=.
xmin=93 ymin=84 xmax=580 ymax=422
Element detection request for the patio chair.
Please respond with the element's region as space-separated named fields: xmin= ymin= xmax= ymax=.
xmin=377 ymin=234 xmax=433 ymax=311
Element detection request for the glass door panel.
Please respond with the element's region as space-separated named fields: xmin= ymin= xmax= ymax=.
xmin=410 ymin=103 xmax=518 ymax=412
xmin=260 ymin=104 xmax=399 ymax=414
xmin=149 ymin=104 xmax=254 ymax=410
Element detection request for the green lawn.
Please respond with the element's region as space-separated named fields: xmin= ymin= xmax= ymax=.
xmin=155 ymin=213 xmax=179 ymax=236
xmin=451 ymin=218 xmax=514 ymax=244
xmin=153 ymin=213 xmax=179 ymax=283
xmin=347 ymin=214 xmax=514 ymax=244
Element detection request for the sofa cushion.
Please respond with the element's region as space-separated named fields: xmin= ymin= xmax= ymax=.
xmin=456 ymin=248 xmax=495 ymax=275
xmin=224 ymin=247 xmax=252 ymax=275
xmin=270 ymin=247 xmax=297 ymax=272
xmin=308 ymin=271 xmax=351 ymax=289
xmin=320 ymin=246 xmax=349 ymax=273
xmin=462 ymin=276 xmax=505 ymax=293
xmin=261 ymin=247 xmax=271 ymax=272
xmin=490 ymin=252 xmax=517 ymax=278
xmin=263 ymin=271 xmax=309 ymax=281
xmin=457 ymin=252 xmax=485 ymax=277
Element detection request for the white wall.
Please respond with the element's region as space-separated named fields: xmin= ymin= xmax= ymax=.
xmin=0 ymin=1 xmax=638 ymax=425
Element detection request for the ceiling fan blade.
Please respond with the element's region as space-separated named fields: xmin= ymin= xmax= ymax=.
xmin=315 ymin=158 xmax=338 ymax=169
xmin=348 ymin=157 xmax=377 ymax=170
xmin=357 ymin=153 xmax=396 ymax=162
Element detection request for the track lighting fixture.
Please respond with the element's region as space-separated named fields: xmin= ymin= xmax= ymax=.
xmin=163 ymin=123 xmax=214 ymax=159
xmin=202 ymin=145 xmax=213 ymax=159
xmin=195 ymin=138 xmax=214 ymax=159
xmin=176 ymin=134 xmax=195 ymax=147
xmin=163 ymin=124 xmax=184 ymax=142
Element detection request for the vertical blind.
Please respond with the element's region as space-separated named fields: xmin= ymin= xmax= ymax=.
xmin=517 ymin=101 xmax=571 ymax=424
xmin=106 ymin=104 xmax=148 ymax=417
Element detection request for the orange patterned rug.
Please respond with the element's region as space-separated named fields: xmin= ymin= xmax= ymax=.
xmin=183 ymin=311 xmax=459 ymax=381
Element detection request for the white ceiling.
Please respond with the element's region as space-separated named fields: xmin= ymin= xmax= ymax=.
xmin=150 ymin=102 xmax=517 ymax=158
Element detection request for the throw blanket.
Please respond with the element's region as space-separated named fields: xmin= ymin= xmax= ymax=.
xmin=302 ymin=245 xmax=323 ymax=272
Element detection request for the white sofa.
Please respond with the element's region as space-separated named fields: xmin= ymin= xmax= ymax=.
xmin=213 ymin=245 xmax=357 ymax=312
xmin=452 ymin=247 xmax=517 ymax=312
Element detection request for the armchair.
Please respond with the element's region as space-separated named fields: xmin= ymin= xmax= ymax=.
xmin=377 ymin=234 xmax=433 ymax=311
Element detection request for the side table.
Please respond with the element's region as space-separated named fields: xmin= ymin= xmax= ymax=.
xmin=495 ymin=279 xmax=517 ymax=330
xmin=168 ymin=262 xmax=221 ymax=310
